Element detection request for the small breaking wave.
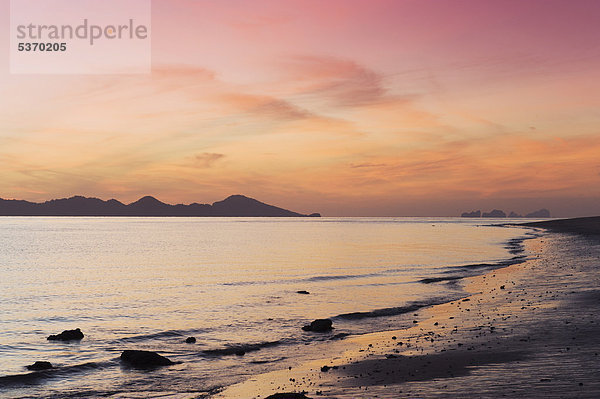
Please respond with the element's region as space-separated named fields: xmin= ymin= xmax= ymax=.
xmin=0 ymin=361 xmax=108 ymax=387
xmin=335 ymin=297 xmax=456 ymax=320
xmin=112 ymin=329 xmax=205 ymax=343
xmin=418 ymin=233 xmax=529 ymax=285
xmin=202 ymin=340 xmax=285 ymax=357
xmin=249 ymin=356 xmax=287 ymax=365
xmin=420 ymin=276 xmax=465 ymax=284
xmin=304 ymin=273 xmax=381 ymax=282
xmin=221 ymin=269 xmax=403 ymax=287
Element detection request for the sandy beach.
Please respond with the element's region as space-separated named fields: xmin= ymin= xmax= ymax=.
xmin=214 ymin=218 xmax=600 ymax=398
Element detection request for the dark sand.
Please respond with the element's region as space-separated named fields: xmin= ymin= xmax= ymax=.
xmin=522 ymin=216 xmax=600 ymax=236
xmin=215 ymin=217 xmax=600 ymax=398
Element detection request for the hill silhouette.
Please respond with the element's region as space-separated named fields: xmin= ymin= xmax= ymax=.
xmin=0 ymin=195 xmax=320 ymax=217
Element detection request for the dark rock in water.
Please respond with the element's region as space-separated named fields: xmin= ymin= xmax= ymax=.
xmin=120 ymin=350 xmax=174 ymax=368
xmin=308 ymin=213 xmax=321 ymax=217
xmin=320 ymin=365 xmax=331 ymax=372
xmin=265 ymin=393 xmax=312 ymax=399
xmin=47 ymin=328 xmax=84 ymax=341
xmin=461 ymin=210 xmax=481 ymax=218
xmin=296 ymin=290 xmax=310 ymax=295
xmin=26 ymin=361 xmax=53 ymax=371
xmin=302 ymin=319 xmax=333 ymax=332
xmin=525 ymin=208 xmax=551 ymax=218
xmin=185 ymin=337 xmax=196 ymax=343
xmin=235 ymin=350 xmax=246 ymax=356
xmin=482 ymin=209 xmax=506 ymax=218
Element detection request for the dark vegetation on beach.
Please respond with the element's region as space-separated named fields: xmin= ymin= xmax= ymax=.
xmin=0 ymin=194 xmax=320 ymax=217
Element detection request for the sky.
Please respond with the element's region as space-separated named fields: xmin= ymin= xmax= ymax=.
xmin=1 ymin=0 xmax=600 ymax=217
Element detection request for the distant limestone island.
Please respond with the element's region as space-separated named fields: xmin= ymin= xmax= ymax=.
xmin=0 ymin=194 xmax=321 ymax=217
xmin=461 ymin=208 xmax=551 ymax=218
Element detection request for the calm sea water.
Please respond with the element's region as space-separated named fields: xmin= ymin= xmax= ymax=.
xmin=0 ymin=217 xmax=530 ymax=398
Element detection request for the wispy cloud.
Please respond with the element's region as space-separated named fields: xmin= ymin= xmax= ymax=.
xmin=277 ymin=55 xmax=407 ymax=107
xmin=193 ymin=152 xmax=226 ymax=168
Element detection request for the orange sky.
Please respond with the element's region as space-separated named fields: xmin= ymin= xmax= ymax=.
xmin=1 ymin=0 xmax=600 ymax=216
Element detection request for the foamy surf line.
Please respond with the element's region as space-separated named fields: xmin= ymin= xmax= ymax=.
xmin=212 ymin=224 xmax=600 ymax=398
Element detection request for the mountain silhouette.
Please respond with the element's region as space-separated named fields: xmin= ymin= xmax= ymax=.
xmin=0 ymin=195 xmax=320 ymax=217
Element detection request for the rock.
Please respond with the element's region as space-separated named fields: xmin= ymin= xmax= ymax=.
xmin=321 ymin=365 xmax=331 ymax=372
xmin=235 ymin=350 xmax=246 ymax=356
xmin=509 ymin=211 xmax=523 ymax=218
xmin=26 ymin=361 xmax=53 ymax=371
xmin=120 ymin=350 xmax=174 ymax=368
xmin=525 ymin=208 xmax=551 ymax=218
xmin=296 ymin=290 xmax=310 ymax=295
xmin=308 ymin=213 xmax=321 ymax=217
xmin=47 ymin=328 xmax=84 ymax=341
xmin=265 ymin=393 xmax=312 ymax=399
xmin=302 ymin=319 xmax=333 ymax=332
xmin=482 ymin=209 xmax=506 ymax=218
xmin=461 ymin=210 xmax=481 ymax=218
xmin=185 ymin=337 xmax=196 ymax=343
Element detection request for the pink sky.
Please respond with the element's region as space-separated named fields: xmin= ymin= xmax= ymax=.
xmin=1 ymin=0 xmax=599 ymax=216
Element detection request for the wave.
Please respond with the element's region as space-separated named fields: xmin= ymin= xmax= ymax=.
xmin=249 ymin=356 xmax=287 ymax=365
xmin=112 ymin=329 xmax=204 ymax=343
xmin=505 ymin=237 xmax=526 ymax=254
xmin=304 ymin=273 xmax=381 ymax=282
xmin=221 ymin=270 xmax=399 ymax=286
xmin=202 ymin=340 xmax=284 ymax=357
xmin=419 ymin=254 xmax=528 ymax=285
xmin=0 ymin=361 xmax=107 ymax=387
xmin=335 ymin=297 xmax=456 ymax=320
xmin=218 ymin=236 xmax=533 ymax=289
xmin=419 ymin=275 xmax=465 ymax=284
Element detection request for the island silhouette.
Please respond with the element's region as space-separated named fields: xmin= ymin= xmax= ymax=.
xmin=0 ymin=194 xmax=321 ymax=217
xmin=461 ymin=208 xmax=550 ymax=218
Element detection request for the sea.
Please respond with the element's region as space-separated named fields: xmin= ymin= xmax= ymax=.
xmin=0 ymin=217 xmax=536 ymax=398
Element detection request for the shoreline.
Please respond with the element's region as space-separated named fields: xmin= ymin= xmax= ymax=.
xmin=213 ymin=219 xmax=600 ymax=398
xmin=521 ymin=216 xmax=600 ymax=236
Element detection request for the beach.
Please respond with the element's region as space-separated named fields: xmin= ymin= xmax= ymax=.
xmin=215 ymin=218 xmax=600 ymax=398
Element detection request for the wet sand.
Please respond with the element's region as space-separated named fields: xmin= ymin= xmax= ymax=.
xmin=522 ymin=216 xmax=600 ymax=236
xmin=214 ymin=219 xmax=600 ymax=398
